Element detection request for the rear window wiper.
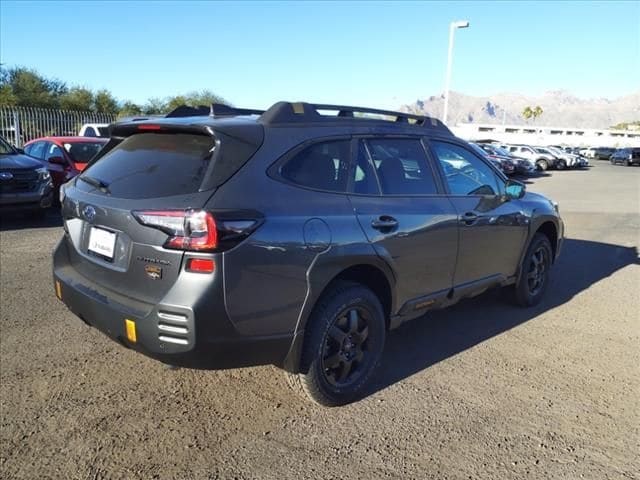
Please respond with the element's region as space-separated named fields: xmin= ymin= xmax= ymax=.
xmin=79 ymin=175 xmax=111 ymax=194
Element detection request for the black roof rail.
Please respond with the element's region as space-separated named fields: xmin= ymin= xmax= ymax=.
xmin=165 ymin=103 xmax=265 ymax=119
xmin=210 ymin=103 xmax=265 ymax=117
xmin=259 ymin=101 xmax=451 ymax=133
xmin=165 ymin=105 xmax=210 ymax=118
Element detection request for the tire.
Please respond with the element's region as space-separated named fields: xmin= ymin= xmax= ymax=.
xmin=537 ymin=159 xmax=548 ymax=171
xmin=625 ymin=159 xmax=631 ymax=166
xmin=556 ymin=160 xmax=566 ymax=170
xmin=286 ymin=281 xmax=386 ymax=406
xmin=512 ymin=233 xmax=553 ymax=307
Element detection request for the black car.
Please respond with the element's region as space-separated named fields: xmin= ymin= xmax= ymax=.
xmin=476 ymin=142 xmax=532 ymax=175
xmin=0 ymin=136 xmax=54 ymax=214
xmin=594 ymin=147 xmax=616 ymax=160
xmin=53 ymin=102 xmax=564 ymax=406
xmin=610 ymin=147 xmax=640 ymax=166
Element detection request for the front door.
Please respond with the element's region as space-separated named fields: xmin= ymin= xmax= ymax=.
xmin=428 ymin=139 xmax=529 ymax=288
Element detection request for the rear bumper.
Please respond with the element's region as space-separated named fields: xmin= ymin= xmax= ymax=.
xmin=52 ymin=236 xmax=292 ymax=370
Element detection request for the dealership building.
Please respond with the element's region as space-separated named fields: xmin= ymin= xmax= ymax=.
xmin=453 ymin=123 xmax=640 ymax=148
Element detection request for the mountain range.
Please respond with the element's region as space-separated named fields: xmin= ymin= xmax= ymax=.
xmin=400 ymin=90 xmax=640 ymax=129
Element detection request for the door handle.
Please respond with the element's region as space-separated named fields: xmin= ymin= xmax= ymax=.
xmin=461 ymin=211 xmax=479 ymax=226
xmin=371 ymin=215 xmax=399 ymax=231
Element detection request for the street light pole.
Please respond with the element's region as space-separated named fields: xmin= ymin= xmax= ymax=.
xmin=443 ymin=20 xmax=470 ymax=125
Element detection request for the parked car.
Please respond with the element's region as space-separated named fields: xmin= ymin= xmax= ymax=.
xmin=534 ymin=147 xmax=569 ymax=170
xmin=593 ymin=147 xmax=616 ymax=160
xmin=53 ymin=102 xmax=564 ymax=406
xmin=79 ymin=123 xmax=110 ymax=137
xmin=24 ymin=136 xmax=108 ymax=193
xmin=609 ymin=147 xmax=640 ymax=166
xmin=542 ymin=146 xmax=587 ymax=169
xmin=473 ymin=143 xmax=521 ymax=175
xmin=0 ymin=135 xmax=53 ymax=214
xmin=504 ymin=145 xmax=556 ymax=171
xmin=579 ymin=147 xmax=596 ymax=158
xmin=468 ymin=142 xmax=515 ymax=175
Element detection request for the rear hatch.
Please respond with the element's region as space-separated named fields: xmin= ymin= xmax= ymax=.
xmin=60 ymin=120 xmax=263 ymax=306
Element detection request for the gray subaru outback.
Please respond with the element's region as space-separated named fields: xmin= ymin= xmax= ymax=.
xmin=53 ymin=102 xmax=563 ymax=406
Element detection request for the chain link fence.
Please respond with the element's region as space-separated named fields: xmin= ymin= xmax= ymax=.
xmin=0 ymin=106 xmax=117 ymax=147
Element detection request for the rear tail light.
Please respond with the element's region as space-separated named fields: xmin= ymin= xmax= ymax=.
xmin=132 ymin=209 xmax=259 ymax=252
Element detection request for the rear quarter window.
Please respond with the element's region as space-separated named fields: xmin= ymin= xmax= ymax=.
xmin=79 ymin=133 xmax=214 ymax=199
xmin=278 ymin=140 xmax=350 ymax=192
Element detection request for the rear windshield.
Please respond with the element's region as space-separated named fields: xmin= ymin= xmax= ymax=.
xmin=64 ymin=142 xmax=105 ymax=163
xmin=79 ymin=133 xmax=214 ymax=199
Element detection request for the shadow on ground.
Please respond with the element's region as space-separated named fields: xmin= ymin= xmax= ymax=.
xmin=367 ymin=238 xmax=638 ymax=397
xmin=0 ymin=208 xmax=62 ymax=231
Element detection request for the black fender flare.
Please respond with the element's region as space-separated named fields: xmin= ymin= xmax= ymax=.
xmin=515 ymin=214 xmax=561 ymax=284
xmin=281 ymin=243 xmax=396 ymax=373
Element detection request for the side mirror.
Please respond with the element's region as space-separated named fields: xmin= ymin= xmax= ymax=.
xmin=48 ymin=156 xmax=66 ymax=165
xmin=505 ymin=179 xmax=525 ymax=199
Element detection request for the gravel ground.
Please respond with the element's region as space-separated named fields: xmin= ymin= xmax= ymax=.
xmin=1 ymin=161 xmax=638 ymax=480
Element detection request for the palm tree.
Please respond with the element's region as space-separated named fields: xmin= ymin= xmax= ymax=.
xmin=522 ymin=106 xmax=533 ymax=123
xmin=532 ymin=105 xmax=543 ymax=123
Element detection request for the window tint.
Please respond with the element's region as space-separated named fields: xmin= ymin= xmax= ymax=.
xmin=1 ymin=138 xmax=15 ymax=154
xmin=27 ymin=142 xmax=45 ymax=159
xmin=79 ymin=133 xmax=214 ymax=199
xmin=431 ymin=141 xmax=501 ymax=196
xmin=64 ymin=142 xmax=105 ymax=163
xmin=351 ymin=140 xmax=379 ymax=195
xmin=280 ymin=140 xmax=350 ymax=192
xmin=366 ymin=138 xmax=437 ymax=195
xmin=45 ymin=143 xmax=65 ymax=161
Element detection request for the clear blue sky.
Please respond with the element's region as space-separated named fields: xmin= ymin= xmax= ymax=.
xmin=1 ymin=1 xmax=639 ymax=109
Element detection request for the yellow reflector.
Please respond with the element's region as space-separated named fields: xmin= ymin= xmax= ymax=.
xmin=55 ymin=280 xmax=62 ymax=300
xmin=125 ymin=319 xmax=137 ymax=343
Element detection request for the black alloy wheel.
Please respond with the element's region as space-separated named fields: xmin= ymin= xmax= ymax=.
xmin=322 ymin=307 xmax=370 ymax=387
xmin=287 ymin=282 xmax=386 ymax=406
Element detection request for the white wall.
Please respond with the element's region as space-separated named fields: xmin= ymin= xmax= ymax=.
xmin=452 ymin=123 xmax=640 ymax=148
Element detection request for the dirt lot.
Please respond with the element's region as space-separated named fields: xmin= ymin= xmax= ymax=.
xmin=1 ymin=162 xmax=638 ymax=480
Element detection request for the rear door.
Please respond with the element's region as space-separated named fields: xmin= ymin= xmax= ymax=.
xmin=428 ymin=139 xmax=529 ymax=288
xmin=62 ymin=132 xmax=218 ymax=305
xmin=348 ymin=137 xmax=458 ymax=308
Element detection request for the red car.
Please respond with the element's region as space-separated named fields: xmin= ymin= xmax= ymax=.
xmin=24 ymin=136 xmax=108 ymax=190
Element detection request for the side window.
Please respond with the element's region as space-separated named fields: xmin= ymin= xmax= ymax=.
xmin=45 ymin=143 xmax=65 ymax=162
xmin=27 ymin=142 xmax=45 ymax=159
xmin=280 ymin=140 xmax=350 ymax=192
xmin=84 ymin=127 xmax=97 ymax=137
xmin=366 ymin=138 xmax=438 ymax=195
xmin=350 ymin=140 xmax=379 ymax=195
xmin=431 ymin=141 xmax=501 ymax=196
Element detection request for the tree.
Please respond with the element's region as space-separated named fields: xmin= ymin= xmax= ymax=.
xmin=59 ymin=87 xmax=94 ymax=111
xmin=94 ymin=89 xmax=119 ymax=114
xmin=119 ymin=101 xmax=143 ymax=117
xmin=142 ymin=97 xmax=167 ymax=115
xmin=522 ymin=106 xmax=533 ymax=123
xmin=0 ymin=66 xmax=63 ymax=108
xmin=1 ymin=64 xmax=230 ymax=115
xmin=532 ymin=105 xmax=543 ymax=122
